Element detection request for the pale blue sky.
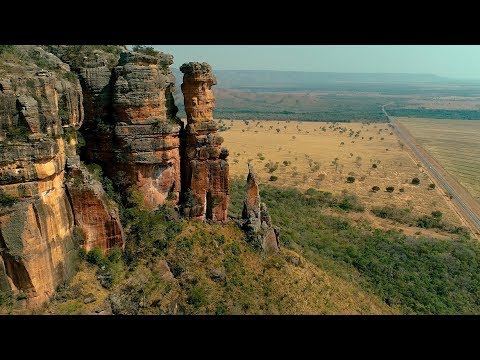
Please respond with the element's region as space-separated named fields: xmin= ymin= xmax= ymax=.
xmin=150 ymin=45 xmax=480 ymax=79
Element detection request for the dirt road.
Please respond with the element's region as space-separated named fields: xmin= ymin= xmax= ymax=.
xmin=382 ymin=105 xmax=480 ymax=237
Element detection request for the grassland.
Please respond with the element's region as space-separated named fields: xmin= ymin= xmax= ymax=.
xmin=9 ymin=179 xmax=480 ymax=315
xmin=221 ymin=119 xmax=464 ymax=237
xmin=397 ymin=117 xmax=480 ymax=204
xmin=230 ymin=181 xmax=480 ymax=314
xmin=7 ymin=203 xmax=396 ymax=315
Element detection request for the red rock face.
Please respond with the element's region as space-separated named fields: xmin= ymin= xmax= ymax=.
xmin=55 ymin=48 xmax=182 ymax=210
xmin=110 ymin=52 xmax=182 ymax=209
xmin=180 ymin=63 xmax=229 ymax=222
xmin=66 ymin=165 xmax=125 ymax=253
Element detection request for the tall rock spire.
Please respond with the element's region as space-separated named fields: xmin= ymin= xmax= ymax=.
xmin=242 ymin=163 xmax=279 ymax=254
xmin=180 ymin=62 xmax=229 ymax=222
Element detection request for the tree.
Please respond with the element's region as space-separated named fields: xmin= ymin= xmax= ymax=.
xmin=411 ymin=177 xmax=420 ymax=185
xmin=428 ymin=183 xmax=436 ymax=189
xmin=331 ymin=157 xmax=340 ymax=172
xmin=354 ymin=156 xmax=362 ymax=167
xmin=265 ymin=162 xmax=278 ymax=173
xmin=132 ymin=45 xmax=158 ymax=56
xmin=372 ymin=186 xmax=380 ymax=192
xmin=386 ymin=186 xmax=395 ymax=193
xmin=346 ymin=176 xmax=355 ymax=183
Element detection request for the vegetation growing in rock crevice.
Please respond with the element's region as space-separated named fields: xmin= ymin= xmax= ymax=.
xmin=0 ymin=189 xmax=17 ymax=208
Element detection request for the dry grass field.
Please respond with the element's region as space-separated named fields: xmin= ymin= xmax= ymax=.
xmin=404 ymin=97 xmax=480 ymax=110
xmin=397 ymin=117 xmax=480 ymax=204
xmin=221 ymin=119 xmax=464 ymax=235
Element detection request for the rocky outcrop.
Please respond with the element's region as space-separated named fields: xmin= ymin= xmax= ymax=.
xmin=65 ymin=164 xmax=124 ymax=253
xmin=242 ymin=163 xmax=279 ymax=253
xmin=51 ymin=47 xmax=183 ymax=209
xmin=0 ymin=46 xmax=124 ymax=308
xmin=0 ymin=46 xmax=233 ymax=309
xmin=0 ymin=47 xmax=84 ymax=307
xmin=47 ymin=45 xmax=125 ymax=173
xmin=111 ymin=52 xmax=182 ymax=208
xmin=180 ymin=62 xmax=229 ymax=221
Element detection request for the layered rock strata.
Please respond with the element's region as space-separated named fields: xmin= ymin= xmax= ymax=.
xmin=111 ymin=52 xmax=182 ymax=208
xmin=242 ymin=163 xmax=279 ymax=253
xmin=0 ymin=49 xmax=83 ymax=306
xmin=65 ymin=164 xmax=125 ymax=253
xmin=0 ymin=46 xmax=124 ymax=307
xmin=51 ymin=47 xmax=183 ymax=209
xmin=180 ymin=62 xmax=229 ymax=221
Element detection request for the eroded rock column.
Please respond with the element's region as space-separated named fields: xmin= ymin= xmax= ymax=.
xmin=242 ymin=163 xmax=279 ymax=253
xmin=180 ymin=62 xmax=229 ymax=222
xmin=112 ymin=52 xmax=182 ymax=208
xmin=0 ymin=65 xmax=82 ymax=307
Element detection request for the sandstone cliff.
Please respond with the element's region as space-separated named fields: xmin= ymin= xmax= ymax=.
xmin=0 ymin=46 xmax=124 ymax=307
xmin=0 ymin=46 xmax=232 ymax=310
xmin=111 ymin=51 xmax=182 ymax=208
xmin=180 ymin=62 xmax=229 ymax=221
xmin=65 ymin=163 xmax=124 ymax=253
xmin=50 ymin=46 xmax=183 ymax=209
xmin=242 ymin=163 xmax=279 ymax=253
xmin=0 ymin=46 xmax=83 ymax=306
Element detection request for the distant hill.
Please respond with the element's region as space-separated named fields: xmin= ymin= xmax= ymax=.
xmin=172 ymin=69 xmax=480 ymax=122
xmin=172 ymin=69 xmax=453 ymax=90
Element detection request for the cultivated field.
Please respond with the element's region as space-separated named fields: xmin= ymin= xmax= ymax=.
xmin=221 ymin=119 xmax=464 ymax=235
xmin=397 ymin=117 xmax=480 ymax=204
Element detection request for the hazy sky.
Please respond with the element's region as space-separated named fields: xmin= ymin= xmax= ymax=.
xmin=151 ymin=45 xmax=480 ymax=79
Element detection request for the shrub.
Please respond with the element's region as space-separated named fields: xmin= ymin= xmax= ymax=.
xmin=309 ymin=161 xmax=320 ymax=172
xmin=411 ymin=177 xmax=420 ymax=185
xmin=337 ymin=193 xmax=365 ymax=212
xmin=86 ymin=247 xmax=106 ymax=266
xmin=371 ymin=205 xmax=413 ymax=224
xmin=0 ymin=190 xmax=17 ymax=208
xmin=264 ymin=162 xmax=278 ymax=173
xmin=78 ymin=248 xmax=87 ymax=260
xmin=399 ymin=188 xmax=405 ymax=193
xmin=0 ymin=290 xmax=12 ymax=307
xmin=166 ymin=192 xmax=176 ymax=201
xmin=7 ymin=125 xmax=30 ymax=141
xmin=269 ymin=175 xmax=278 ymax=182
xmin=431 ymin=210 xmax=443 ymax=219
xmin=183 ymin=189 xmax=197 ymax=207
xmin=429 ymin=183 xmax=436 ymax=189
xmin=108 ymin=246 xmax=123 ymax=263
xmin=372 ymin=163 xmax=378 ymax=169
xmin=132 ymin=45 xmax=158 ymax=56
xmin=416 ymin=215 xmax=441 ymax=229
xmin=188 ymin=285 xmax=208 ymax=308
xmin=386 ymin=186 xmax=395 ymax=193
xmin=346 ymin=176 xmax=355 ymax=183
xmin=371 ymin=186 xmax=380 ymax=192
